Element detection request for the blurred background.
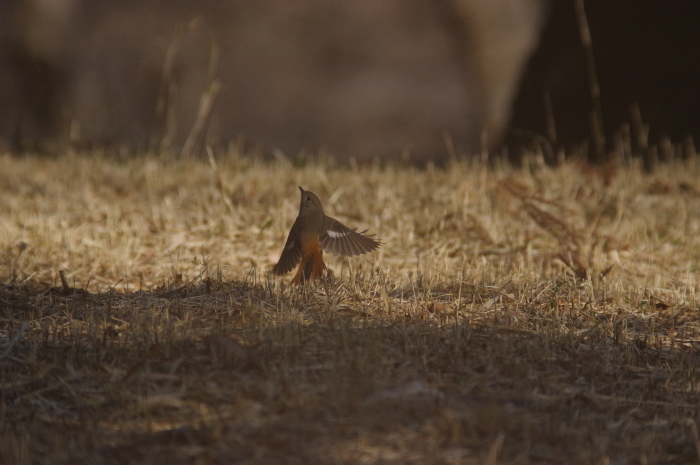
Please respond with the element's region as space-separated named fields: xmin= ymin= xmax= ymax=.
xmin=1 ymin=0 xmax=699 ymax=163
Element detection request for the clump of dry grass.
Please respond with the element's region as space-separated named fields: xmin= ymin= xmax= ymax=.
xmin=1 ymin=149 xmax=700 ymax=464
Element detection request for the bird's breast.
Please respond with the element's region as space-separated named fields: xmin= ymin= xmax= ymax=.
xmin=299 ymin=232 xmax=321 ymax=255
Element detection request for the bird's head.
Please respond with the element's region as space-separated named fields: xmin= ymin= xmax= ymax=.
xmin=298 ymin=186 xmax=324 ymax=214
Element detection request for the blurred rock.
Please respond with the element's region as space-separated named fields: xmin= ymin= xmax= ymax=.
xmin=0 ymin=0 xmax=546 ymax=162
xmin=6 ymin=1 xmax=699 ymax=163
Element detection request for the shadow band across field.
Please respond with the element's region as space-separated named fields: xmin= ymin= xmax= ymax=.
xmin=1 ymin=279 xmax=699 ymax=464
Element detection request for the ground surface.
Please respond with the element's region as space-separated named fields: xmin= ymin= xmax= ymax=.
xmin=1 ymin=151 xmax=699 ymax=464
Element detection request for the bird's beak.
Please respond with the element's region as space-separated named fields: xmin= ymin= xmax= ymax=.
xmin=298 ymin=186 xmax=305 ymax=194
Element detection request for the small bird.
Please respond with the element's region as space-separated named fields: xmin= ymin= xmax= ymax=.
xmin=272 ymin=186 xmax=380 ymax=284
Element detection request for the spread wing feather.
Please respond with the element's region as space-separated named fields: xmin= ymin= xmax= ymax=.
xmin=320 ymin=216 xmax=380 ymax=257
xmin=271 ymin=221 xmax=303 ymax=275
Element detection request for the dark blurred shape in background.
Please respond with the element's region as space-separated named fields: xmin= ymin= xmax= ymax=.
xmin=507 ymin=1 xmax=700 ymax=163
xmin=0 ymin=0 xmax=698 ymax=163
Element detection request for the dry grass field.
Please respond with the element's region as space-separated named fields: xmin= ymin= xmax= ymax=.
xmin=1 ymin=149 xmax=700 ymax=464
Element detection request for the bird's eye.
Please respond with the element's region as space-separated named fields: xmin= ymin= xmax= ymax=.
xmin=306 ymin=195 xmax=312 ymax=202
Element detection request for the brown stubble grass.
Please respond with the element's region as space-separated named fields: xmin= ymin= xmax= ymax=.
xmin=1 ymin=149 xmax=700 ymax=464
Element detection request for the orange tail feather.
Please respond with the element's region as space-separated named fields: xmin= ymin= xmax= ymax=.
xmin=290 ymin=250 xmax=325 ymax=285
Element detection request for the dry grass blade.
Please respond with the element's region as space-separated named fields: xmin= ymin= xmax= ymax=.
xmin=522 ymin=200 xmax=581 ymax=250
xmin=0 ymin=151 xmax=699 ymax=464
xmin=504 ymin=179 xmax=592 ymax=279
